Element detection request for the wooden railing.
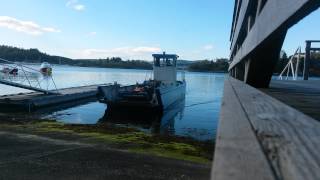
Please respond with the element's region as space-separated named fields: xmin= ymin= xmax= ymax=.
xmin=211 ymin=77 xmax=320 ymax=180
xmin=229 ymin=0 xmax=320 ymax=87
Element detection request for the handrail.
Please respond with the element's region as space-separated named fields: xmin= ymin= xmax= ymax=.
xmin=0 ymin=57 xmax=59 ymax=94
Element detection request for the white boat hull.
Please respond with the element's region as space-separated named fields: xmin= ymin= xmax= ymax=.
xmin=158 ymin=81 xmax=186 ymax=110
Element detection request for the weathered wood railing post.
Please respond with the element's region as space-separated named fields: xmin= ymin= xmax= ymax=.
xmin=212 ymin=0 xmax=320 ymax=180
xmin=304 ymin=40 xmax=320 ymax=80
xmin=304 ymin=41 xmax=311 ymax=80
xmin=212 ymin=77 xmax=320 ymax=180
xmin=243 ymin=30 xmax=287 ymax=87
xmin=228 ymin=0 xmax=320 ymax=88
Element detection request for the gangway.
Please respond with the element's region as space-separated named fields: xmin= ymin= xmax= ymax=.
xmin=0 ymin=79 xmax=57 ymax=94
xmin=278 ymin=47 xmax=303 ymax=80
xmin=0 ymin=58 xmax=59 ymax=94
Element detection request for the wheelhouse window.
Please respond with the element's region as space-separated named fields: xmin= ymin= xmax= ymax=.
xmin=152 ymin=52 xmax=178 ymax=67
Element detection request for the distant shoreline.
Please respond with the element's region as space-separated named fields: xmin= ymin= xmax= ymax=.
xmin=4 ymin=61 xmax=228 ymax=73
xmin=0 ymin=45 xmax=230 ymax=73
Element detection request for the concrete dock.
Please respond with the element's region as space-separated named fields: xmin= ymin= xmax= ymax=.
xmin=0 ymin=127 xmax=210 ymax=180
xmin=0 ymin=84 xmax=109 ymax=111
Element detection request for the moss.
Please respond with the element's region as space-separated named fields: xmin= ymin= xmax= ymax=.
xmin=130 ymin=148 xmax=209 ymax=164
xmin=77 ymin=131 xmax=211 ymax=163
xmin=78 ymin=132 xmax=123 ymax=142
xmin=0 ymin=120 xmax=214 ymax=164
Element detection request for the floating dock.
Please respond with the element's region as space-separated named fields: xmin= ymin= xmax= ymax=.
xmin=0 ymin=84 xmax=109 ymax=111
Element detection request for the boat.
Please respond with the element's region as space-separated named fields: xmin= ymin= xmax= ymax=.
xmin=0 ymin=67 xmax=18 ymax=75
xmin=40 ymin=62 xmax=52 ymax=76
xmin=97 ymin=52 xmax=186 ymax=112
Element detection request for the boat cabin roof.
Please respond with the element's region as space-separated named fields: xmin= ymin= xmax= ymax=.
xmin=152 ymin=53 xmax=179 ymax=59
xmin=152 ymin=52 xmax=178 ymax=67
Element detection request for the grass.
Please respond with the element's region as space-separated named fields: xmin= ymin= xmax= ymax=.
xmin=0 ymin=119 xmax=214 ymax=164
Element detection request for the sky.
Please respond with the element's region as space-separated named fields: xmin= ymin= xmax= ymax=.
xmin=0 ymin=0 xmax=319 ymax=61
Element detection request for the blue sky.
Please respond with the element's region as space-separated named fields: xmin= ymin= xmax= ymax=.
xmin=0 ymin=0 xmax=319 ymax=60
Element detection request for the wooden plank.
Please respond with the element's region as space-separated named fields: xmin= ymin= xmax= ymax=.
xmin=270 ymin=80 xmax=320 ymax=90
xmin=230 ymin=0 xmax=320 ymax=70
xmin=262 ymin=80 xmax=320 ymax=121
xmin=211 ymin=78 xmax=275 ymax=180
xmin=229 ymin=77 xmax=320 ymax=180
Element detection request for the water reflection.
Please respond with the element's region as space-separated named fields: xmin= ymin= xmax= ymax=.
xmin=43 ymin=101 xmax=107 ymax=124
xmin=99 ymin=100 xmax=185 ymax=136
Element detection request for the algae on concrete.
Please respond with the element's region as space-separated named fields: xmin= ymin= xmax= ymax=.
xmin=0 ymin=120 xmax=214 ymax=164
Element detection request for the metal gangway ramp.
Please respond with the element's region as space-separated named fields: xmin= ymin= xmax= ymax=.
xmin=0 ymin=58 xmax=59 ymax=94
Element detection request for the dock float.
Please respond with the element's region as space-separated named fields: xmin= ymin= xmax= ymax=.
xmin=0 ymin=84 xmax=109 ymax=111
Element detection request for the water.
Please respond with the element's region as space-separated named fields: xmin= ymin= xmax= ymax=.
xmin=0 ymin=65 xmax=225 ymax=141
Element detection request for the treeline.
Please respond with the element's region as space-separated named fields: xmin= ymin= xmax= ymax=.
xmin=188 ymin=58 xmax=229 ymax=72
xmin=4 ymin=45 xmax=320 ymax=75
xmin=0 ymin=45 xmax=152 ymax=69
xmin=73 ymin=58 xmax=152 ymax=69
xmin=309 ymin=52 xmax=320 ymax=76
xmin=0 ymin=45 xmax=74 ymax=64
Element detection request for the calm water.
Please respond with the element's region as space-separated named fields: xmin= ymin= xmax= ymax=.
xmin=0 ymin=65 xmax=225 ymax=141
